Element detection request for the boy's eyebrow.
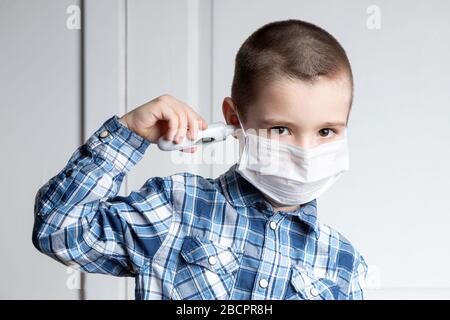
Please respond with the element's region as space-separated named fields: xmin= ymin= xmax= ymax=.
xmin=260 ymin=118 xmax=347 ymax=128
xmin=260 ymin=118 xmax=298 ymax=126
xmin=318 ymin=121 xmax=347 ymax=127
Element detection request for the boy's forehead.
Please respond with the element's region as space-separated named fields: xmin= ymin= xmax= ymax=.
xmin=248 ymin=76 xmax=351 ymax=126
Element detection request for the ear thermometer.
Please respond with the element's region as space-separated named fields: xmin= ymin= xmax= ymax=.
xmin=157 ymin=122 xmax=238 ymax=151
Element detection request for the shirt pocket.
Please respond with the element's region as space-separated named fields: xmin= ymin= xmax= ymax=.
xmin=286 ymin=264 xmax=339 ymax=300
xmin=171 ymin=236 xmax=242 ymax=300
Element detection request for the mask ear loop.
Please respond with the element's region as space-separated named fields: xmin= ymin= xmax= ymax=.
xmin=233 ymin=105 xmax=247 ymax=138
xmin=232 ymin=105 xmax=248 ymax=163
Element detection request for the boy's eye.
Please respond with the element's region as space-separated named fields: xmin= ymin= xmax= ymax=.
xmin=269 ymin=126 xmax=290 ymax=136
xmin=318 ymin=128 xmax=336 ymax=137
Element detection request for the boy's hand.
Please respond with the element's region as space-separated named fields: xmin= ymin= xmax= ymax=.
xmin=120 ymin=94 xmax=207 ymax=152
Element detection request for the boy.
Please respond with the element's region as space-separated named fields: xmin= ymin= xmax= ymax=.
xmin=33 ymin=19 xmax=368 ymax=300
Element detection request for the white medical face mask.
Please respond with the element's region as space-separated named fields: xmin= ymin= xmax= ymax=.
xmin=235 ymin=115 xmax=349 ymax=206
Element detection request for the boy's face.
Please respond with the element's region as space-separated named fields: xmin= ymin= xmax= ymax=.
xmin=223 ymin=74 xmax=352 ymax=149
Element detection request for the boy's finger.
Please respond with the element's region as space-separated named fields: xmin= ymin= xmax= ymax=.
xmin=200 ymin=118 xmax=208 ymax=130
xmin=187 ymin=112 xmax=199 ymax=141
xmin=180 ymin=146 xmax=197 ymax=153
xmin=174 ymin=110 xmax=188 ymax=144
xmin=161 ymin=107 xmax=178 ymax=141
xmin=175 ymin=100 xmax=206 ymax=133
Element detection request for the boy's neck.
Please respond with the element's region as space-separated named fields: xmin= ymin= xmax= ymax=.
xmin=265 ymin=197 xmax=300 ymax=212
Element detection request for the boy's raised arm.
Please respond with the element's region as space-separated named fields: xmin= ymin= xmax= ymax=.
xmin=32 ymin=95 xmax=207 ymax=276
xmin=32 ymin=115 xmax=171 ymax=276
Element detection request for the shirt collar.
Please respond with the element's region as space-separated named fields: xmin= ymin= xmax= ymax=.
xmin=218 ymin=163 xmax=320 ymax=238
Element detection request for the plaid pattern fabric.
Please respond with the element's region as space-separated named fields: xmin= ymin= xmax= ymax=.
xmin=33 ymin=115 xmax=368 ymax=300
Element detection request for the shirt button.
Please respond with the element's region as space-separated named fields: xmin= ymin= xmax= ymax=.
xmin=99 ymin=130 xmax=109 ymax=138
xmin=310 ymin=287 xmax=319 ymax=297
xmin=269 ymin=221 xmax=277 ymax=230
xmin=208 ymin=256 xmax=217 ymax=266
xmin=259 ymin=279 xmax=269 ymax=288
xmin=65 ymin=169 xmax=73 ymax=177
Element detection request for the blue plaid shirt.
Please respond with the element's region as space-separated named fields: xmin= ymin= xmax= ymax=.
xmin=33 ymin=115 xmax=368 ymax=300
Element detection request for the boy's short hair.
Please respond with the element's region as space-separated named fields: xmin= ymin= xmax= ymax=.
xmin=231 ymin=19 xmax=353 ymax=119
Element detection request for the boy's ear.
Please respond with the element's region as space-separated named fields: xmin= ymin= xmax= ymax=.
xmin=222 ymin=97 xmax=239 ymax=126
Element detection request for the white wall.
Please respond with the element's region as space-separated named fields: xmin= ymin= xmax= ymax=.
xmin=1 ymin=0 xmax=449 ymax=299
xmin=0 ymin=0 xmax=82 ymax=299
